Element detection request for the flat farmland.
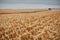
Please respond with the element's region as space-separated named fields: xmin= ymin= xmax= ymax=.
xmin=0 ymin=9 xmax=60 ymax=40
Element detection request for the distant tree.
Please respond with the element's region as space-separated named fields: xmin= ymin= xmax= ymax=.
xmin=48 ymin=8 xmax=51 ymax=10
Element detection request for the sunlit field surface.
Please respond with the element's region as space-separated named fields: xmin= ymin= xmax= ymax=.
xmin=0 ymin=9 xmax=60 ymax=40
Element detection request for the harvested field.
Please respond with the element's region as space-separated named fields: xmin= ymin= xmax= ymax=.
xmin=0 ymin=10 xmax=60 ymax=40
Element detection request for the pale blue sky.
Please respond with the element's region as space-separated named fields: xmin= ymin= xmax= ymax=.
xmin=0 ymin=0 xmax=60 ymax=9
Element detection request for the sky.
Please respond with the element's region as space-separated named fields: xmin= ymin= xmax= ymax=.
xmin=0 ymin=0 xmax=60 ymax=9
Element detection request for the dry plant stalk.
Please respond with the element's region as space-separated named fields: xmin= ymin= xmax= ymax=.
xmin=0 ymin=10 xmax=60 ymax=40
